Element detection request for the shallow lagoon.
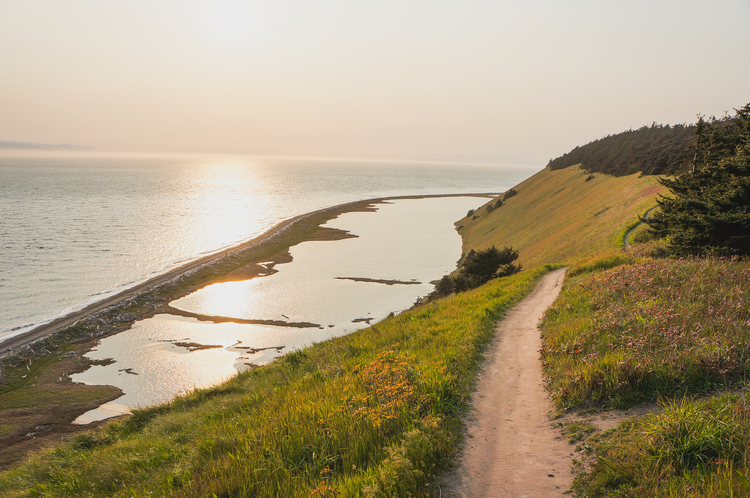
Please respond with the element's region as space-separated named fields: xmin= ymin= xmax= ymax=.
xmin=1 ymin=155 xmax=535 ymax=342
xmin=72 ymin=197 xmax=486 ymax=418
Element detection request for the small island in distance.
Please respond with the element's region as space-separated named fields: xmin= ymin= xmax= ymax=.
xmin=0 ymin=139 xmax=95 ymax=152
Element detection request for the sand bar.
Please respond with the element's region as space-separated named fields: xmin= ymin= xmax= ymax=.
xmin=1 ymin=193 xmax=496 ymax=358
xmin=0 ymin=192 xmax=495 ymax=471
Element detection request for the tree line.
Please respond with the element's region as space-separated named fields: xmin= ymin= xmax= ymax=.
xmin=645 ymin=104 xmax=750 ymax=256
xmin=547 ymin=107 xmax=750 ymax=177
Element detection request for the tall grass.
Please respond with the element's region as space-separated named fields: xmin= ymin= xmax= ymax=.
xmin=577 ymin=393 xmax=750 ymax=497
xmin=541 ymin=257 xmax=750 ymax=409
xmin=0 ymin=268 xmax=550 ymax=497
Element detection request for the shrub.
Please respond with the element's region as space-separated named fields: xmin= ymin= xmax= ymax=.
xmin=456 ymin=247 xmax=521 ymax=289
xmin=430 ymin=246 xmax=521 ymax=298
xmin=502 ymin=188 xmax=518 ymax=201
xmin=433 ymin=276 xmax=455 ymax=297
xmin=485 ymin=198 xmax=503 ymax=213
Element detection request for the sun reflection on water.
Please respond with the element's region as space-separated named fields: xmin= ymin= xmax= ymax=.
xmin=180 ymin=160 xmax=273 ymax=251
xmin=72 ymin=196 xmax=490 ymax=420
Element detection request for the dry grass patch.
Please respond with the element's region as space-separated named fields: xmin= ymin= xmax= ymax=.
xmin=457 ymin=166 xmax=663 ymax=268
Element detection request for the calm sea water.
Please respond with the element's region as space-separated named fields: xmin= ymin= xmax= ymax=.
xmin=0 ymin=153 xmax=538 ymax=345
xmin=71 ymin=196 xmax=489 ymax=415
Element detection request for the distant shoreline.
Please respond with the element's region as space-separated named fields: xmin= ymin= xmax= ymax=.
xmin=0 ymin=139 xmax=95 ymax=151
xmin=0 ymin=193 xmax=496 ymax=358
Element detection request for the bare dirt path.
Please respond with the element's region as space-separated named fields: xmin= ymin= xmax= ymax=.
xmin=441 ymin=267 xmax=571 ymax=497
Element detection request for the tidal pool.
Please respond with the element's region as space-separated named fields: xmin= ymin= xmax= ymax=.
xmin=72 ymin=197 xmax=487 ymax=419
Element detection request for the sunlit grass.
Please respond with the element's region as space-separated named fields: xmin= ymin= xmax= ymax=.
xmin=577 ymin=393 xmax=750 ymax=497
xmin=541 ymin=256 xmax=750 ymax=409
xmin=542 ymin=253 xmax=750 ymax=496
xmin=0 ymin=267 xmax=550 ymax=497
xmin=457 ymin=166 xmax=663 ymax=268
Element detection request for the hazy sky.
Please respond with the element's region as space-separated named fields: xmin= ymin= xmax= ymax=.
xmin=1 ymin=0 xmax=748 ymax=165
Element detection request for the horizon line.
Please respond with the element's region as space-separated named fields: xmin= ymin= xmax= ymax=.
xmin=0 ymin=148 xmax=542 ymax=169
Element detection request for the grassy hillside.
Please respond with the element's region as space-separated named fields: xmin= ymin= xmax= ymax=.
xmin=541 ymin=251 xmax=750 ymax=496
xmin=0 ymin=267 xmax=552 ymax=497
xmin=543 ymin=255 xmax=750 ymax=409
xmin=456 ymin=166 xmax=664 ymax=268
xmin=3 ymin=154 xmax=745 ymax=496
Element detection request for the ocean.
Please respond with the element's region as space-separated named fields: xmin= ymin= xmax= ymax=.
xmin=0 ymin=153 xmax=538 ymax=345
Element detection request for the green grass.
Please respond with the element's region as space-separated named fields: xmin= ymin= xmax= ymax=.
xmin=0 ymin=344 xmax=122 ymax=456
xmin=0 ymin=267 xmax=551 ymax=497
xmin=1 ymin=382 xmax=120 ymax=410
xmin=539 ymin=252 xmax=750 ymax=496
xmin=540 ymin=255 xmax=750 ymax=410
xmin=577 ymin=393 xmax=750 ymax=497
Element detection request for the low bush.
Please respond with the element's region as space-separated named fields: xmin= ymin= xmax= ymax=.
xmin=430 ymin=246 xmax=522 ymax=299
xmin=502 ymin=188 xmax=518 ymax=201
xmin=485 ymin=198 xmax=503 ymax=213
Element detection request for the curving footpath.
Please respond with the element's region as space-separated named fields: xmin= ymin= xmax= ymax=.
xmin=442 ymin=267 xmax=571 ymax=497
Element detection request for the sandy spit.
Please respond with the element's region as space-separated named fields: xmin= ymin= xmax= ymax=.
xmin=0 ymin=193 xmax=496 ymax=357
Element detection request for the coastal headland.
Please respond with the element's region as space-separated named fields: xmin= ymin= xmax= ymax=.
xmin=0 ymin=192 xmax=495 ymax=470
xmin=4 ymin=108 xmax=750 ymax=495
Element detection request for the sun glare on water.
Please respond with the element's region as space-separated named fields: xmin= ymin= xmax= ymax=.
xmin=185 ymin=159 xmax=271 ymax=252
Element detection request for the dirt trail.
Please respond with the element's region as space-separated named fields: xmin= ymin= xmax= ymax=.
xmin=442 ymin=268 xmax=571 ymax=497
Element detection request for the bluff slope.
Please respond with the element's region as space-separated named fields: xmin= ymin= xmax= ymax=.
xmin=456 ymin=166 xmax=664 ymax=269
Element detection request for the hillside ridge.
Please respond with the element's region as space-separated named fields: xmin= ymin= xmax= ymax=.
xmin=456 ymin=166 xmax=663 ymax=268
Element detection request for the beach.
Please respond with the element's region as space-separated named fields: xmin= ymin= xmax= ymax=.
xmin=0 ymin=155 xmax=533 ymax=343
xmin=1 ymin=193 xmax=493 ymax=357
xmin=0 ymin=193 xmax=492 ymax=470
xmin=1 ymin=199 xmax=368 ymax=356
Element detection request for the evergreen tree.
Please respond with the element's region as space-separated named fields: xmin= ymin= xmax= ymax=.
xmin=428 ymin=246 xmax=521 ymax=298
xmin=646 ymin=113 xmax=750 ymax=256
xmin=453 ymin=246 xmax=521 ymax=291
xmin=693 ymin=104 xmax=750 ymax=171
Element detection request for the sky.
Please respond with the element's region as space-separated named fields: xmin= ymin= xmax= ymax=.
xmin=1 ymin=0 xmax=748 ymax=166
